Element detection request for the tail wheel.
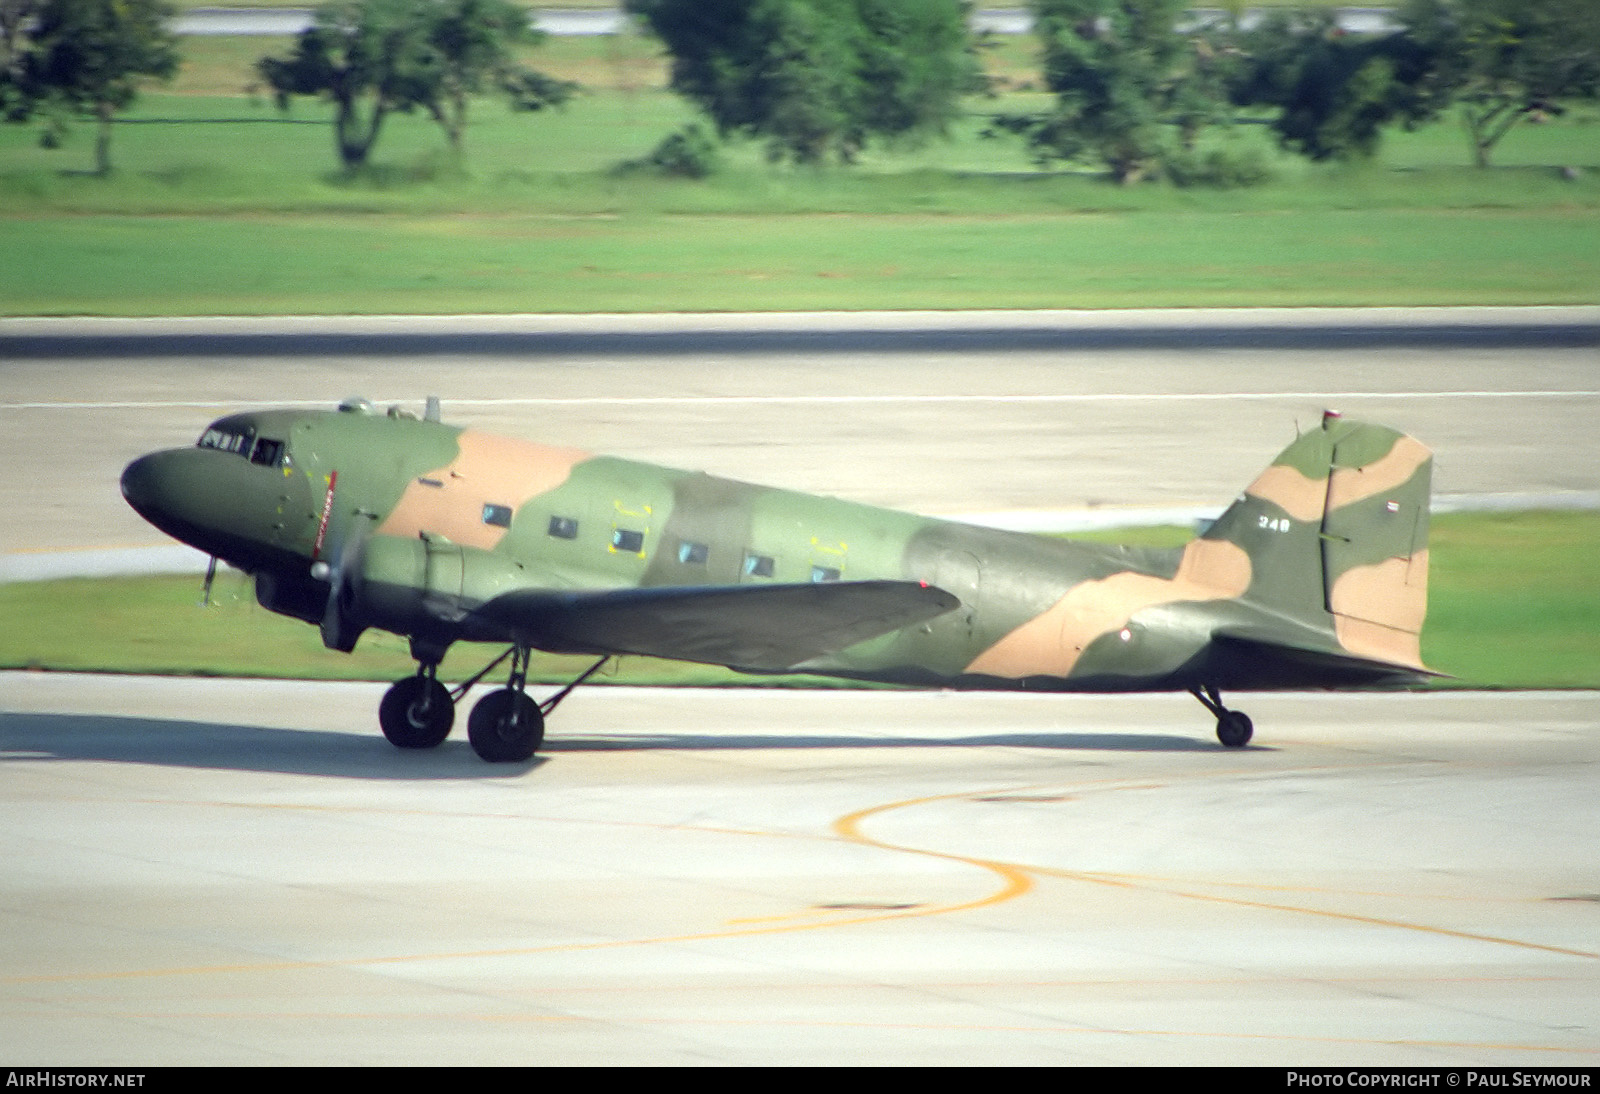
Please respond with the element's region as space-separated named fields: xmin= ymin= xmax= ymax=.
xmin=468 ymin=688 xmax=545 ymax=763
xmin=1192 ymin=685 xmax=1254 ymax=749
xmin=379 ymin=675 xmax=454 ymax=749
xmin=1217 ymin=710 xmax=1254 ymax=748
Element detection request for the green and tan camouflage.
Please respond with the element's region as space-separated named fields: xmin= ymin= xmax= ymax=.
xmin=122 ymin=400 xmax=1434 ymax=760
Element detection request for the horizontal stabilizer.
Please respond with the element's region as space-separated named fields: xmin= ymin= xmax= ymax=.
xmin=1208 ymin=632 xmax=1447 ymax=691
xmin=470 ymin=580 xmax=959 ymax=671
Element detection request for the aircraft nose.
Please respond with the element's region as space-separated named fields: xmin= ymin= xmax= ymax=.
xmin=120 ymin=447 xmax=237 ymax=558
xmin=122 ymin=445 xmax=314 ymax=570
xmin=120 ymin=451 xmax=172 ymax=524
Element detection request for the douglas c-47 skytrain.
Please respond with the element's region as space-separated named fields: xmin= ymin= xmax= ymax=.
xmin=122 ymin=399 xmax=1436 ymax=763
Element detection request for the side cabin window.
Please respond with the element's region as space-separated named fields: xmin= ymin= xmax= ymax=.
xmin=677 ymin=540 xmax=709 ymax=566
xmin=809 ymin=537 xmax=847 ymax=584
xmin=609 ymin=500 xmax=653 ymax=561
xmin=548 ymin=516 xmax=579 ymax=540
xmin=743 ymin=552 xmax=775 ymax=579
xmin=482 ymin=504 xmax=513 ymax=529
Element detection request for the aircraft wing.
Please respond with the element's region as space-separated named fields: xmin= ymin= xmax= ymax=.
xmin=468 ymin=580 xmax=960 ymax=672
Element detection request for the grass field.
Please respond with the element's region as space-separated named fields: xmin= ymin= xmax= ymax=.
xmin=4 ymin=512 xmax=1596 ymax=689
xmin=1 ymin=34 xmax=1597 ymax=314
xmin=7 ymin=204 xmax=1595 ymax=314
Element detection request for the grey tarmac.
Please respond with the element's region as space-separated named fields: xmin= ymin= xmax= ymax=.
xmin=2 ymin=307 xmax=1597 ymax=556
xmin=1 ymin=674 xmax=1596 ymax=1065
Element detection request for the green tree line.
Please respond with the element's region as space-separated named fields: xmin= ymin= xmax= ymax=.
xmin=3 ymin=0 xmax=1597 ymax=179
xmin=996 ymin=0 xmax=1600 ymax=184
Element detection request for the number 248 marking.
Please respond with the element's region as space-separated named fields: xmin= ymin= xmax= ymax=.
xmin=1258 ymin=515 xmax=1291 ymax=533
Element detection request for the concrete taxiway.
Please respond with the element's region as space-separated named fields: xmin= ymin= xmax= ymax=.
xmin=2 ymin=674 xmax=1597 ymax=1065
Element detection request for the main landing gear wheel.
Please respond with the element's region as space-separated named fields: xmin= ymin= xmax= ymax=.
xmin=374 ymin=645 xmax=608 ymax=763
xmin=379 ymin=674 xmax=454 ymax=749
xmin=467 ymin=688 xmax=545 ymax=763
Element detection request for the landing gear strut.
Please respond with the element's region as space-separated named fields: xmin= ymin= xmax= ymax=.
xmin=1191 ymin=684 xmax=1253 ymax=748
xmin=376 ymin=647 xmax=610 ymax=763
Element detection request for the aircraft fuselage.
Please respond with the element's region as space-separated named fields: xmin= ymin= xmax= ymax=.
xmin=122 ymin=399 xmax=1435 ymax=759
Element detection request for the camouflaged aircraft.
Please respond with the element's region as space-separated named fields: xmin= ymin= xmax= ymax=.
xmin=121 ymin=399 xmax=1434 ymax=762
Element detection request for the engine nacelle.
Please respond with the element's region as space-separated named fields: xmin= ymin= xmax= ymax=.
xmin=350 ymin=532 xmax=531 ymax=646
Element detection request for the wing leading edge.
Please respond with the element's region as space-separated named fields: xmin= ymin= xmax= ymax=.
xmin=469 ymin=580 xmax=960 ymax=672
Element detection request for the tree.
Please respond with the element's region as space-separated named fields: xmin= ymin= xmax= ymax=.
xmin=1 ymin=0 xmax=39 ymax=118
xmin=1399 ymin=0 xmax=1600 ymax=167
xmin=1229 ymin=10 xmax=1438 ymax=163
xmin=626 ymin=0 xmax=980 ymax=166
xmin=998 ymin=0 xmax=1239 ymax=185
xmin=258 ymin=0 xmax=573 ymax=170
xmin=5 ymin=0 xmax=177 ymax=174
xmin=417 ymin=0 xmax=573 ymax=156
xmin=258 ymin=0 xmax=438 ymax=171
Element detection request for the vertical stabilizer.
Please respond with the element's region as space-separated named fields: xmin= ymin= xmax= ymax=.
xmin=1200 ymin=413 xmax=1432 ymax=670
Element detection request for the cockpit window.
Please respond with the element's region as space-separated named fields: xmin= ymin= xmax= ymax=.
xmin=198 ymin=427 xmax=253 ymax=455
xmin=197 ymin=427 xmax=286 ymax=468
xmin=250 ymin=438 xmax=283 ymax=467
